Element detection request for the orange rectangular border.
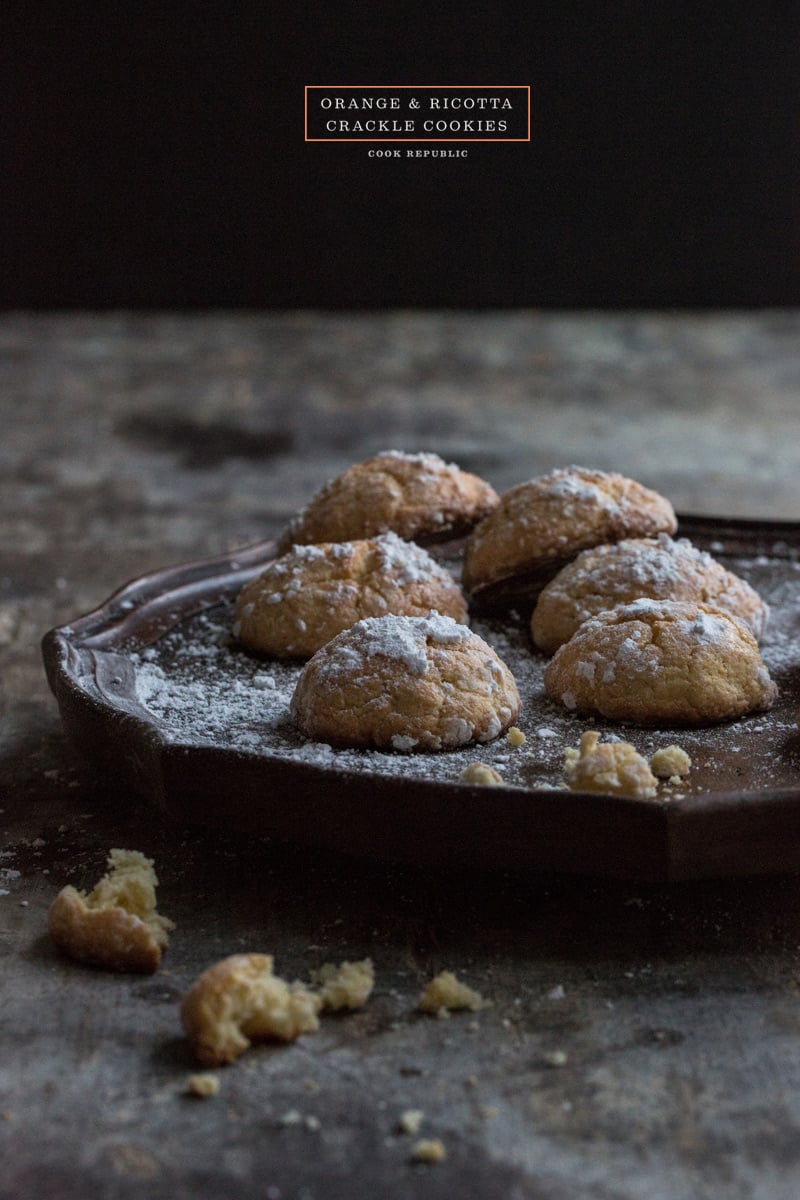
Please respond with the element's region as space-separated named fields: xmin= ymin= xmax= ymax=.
xmin=304 ymin=85 xmax=531 ymax=142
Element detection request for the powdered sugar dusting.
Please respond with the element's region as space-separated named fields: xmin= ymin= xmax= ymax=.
xmin=124 ymin=545 xmax=800 ymax=795
xmin=373 ymin=532 xmax=451 ymax=584
xmin=376 ymin=449 xmax=462 ymax=478
xmin=317 ymin=612 xmax=473 ymax=679
xmin=547 ymin=472 xmax=618 ymax=512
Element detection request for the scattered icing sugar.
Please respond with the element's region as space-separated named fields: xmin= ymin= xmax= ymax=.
xmin=119 ymin=547 xmax=799 ymax=795
xmin=373 ymin=532 xmax=449 ymax=584
xmin=687 ymin=610 xmax=733 ymax=642
xmin=375 ymin=449 xmax=461 ymax=477
xmin=546 ymin=473 xmax=616 ymax=510
xmin=319 ymin=612 xmax=472 ymax=679
xmin=621 ymin=598 xmax=673 ymax=617
xmin=284 ymin=543 xmax=329 ymax=562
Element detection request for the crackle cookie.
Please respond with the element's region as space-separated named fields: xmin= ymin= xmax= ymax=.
xmin=278 ymin=451 xmax=498 ymax=552
xmin=531 ymin=534 xmax=768 ymax=655
xmin=290 ymin=612 xmax=520 ymax=751
xmin=234 ymin=532 xmax=467 ymax=659
xmin=544 ymin=598 xmax=777 ymax=725
xmin=462 ymin=466 xmax=677 ymax=600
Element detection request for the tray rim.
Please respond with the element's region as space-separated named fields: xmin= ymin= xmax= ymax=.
xmin=41 ymin=514 xmax=800 ymax=881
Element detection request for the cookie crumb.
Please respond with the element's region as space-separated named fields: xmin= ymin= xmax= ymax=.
xmin=411 ymin=1138 xmax=447 ymax=1164
xmin=419 ymin=970 xmax=490 ymax=1015
xmin=460 ymin=762 xmax=504 ymax=787
xmin=507 ymin=726 xmax=526 ymax=747
xmin=186 ymin=1073 xmax=220 ymax=1098
xmin=650 ymin=745 xmax=692 ymax=779
xmin=399 ymin=1109 xmax=425 ymax=1135
xmin=313 ymin=959 xmax=375 ymax=1010
xmin=564 ymin=731 xmax=658 ymax=799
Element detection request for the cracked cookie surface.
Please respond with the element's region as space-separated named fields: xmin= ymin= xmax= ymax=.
xmin=544 ymin=598 xmax=777 ymax=724
xmin=234 ymin=533 xmax=467 ymax=659
xmin=463 ymin=466 xmax=677 ymax=597
xmin=278 ymin=450 xmax=498 ymax=552
xmin=532 ymin=534 xmax=768 ymax=655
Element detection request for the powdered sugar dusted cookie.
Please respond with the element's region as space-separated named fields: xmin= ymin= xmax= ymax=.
xmin=544 ymin=598 xmax=777 ymax=725
xmin=290 ymin=613 xmax=520 ymax=751
xmin=531 ymin=534 xmax=768 ymax=655
xmin=234 ymin=533 xmax=467 ymax=659
xmin=463 ymin=467 xmax=676 ymax=600
xmin=278 ymin=451 xmax=498 ymax=552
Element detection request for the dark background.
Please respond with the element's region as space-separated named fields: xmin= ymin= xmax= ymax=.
xmin=4 ymin=3 xmax=798 ymax=309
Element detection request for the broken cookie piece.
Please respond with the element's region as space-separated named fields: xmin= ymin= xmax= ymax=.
xmin=48 ymin=848 xmax=174 ymax=974
xmin=181 ymin=954 xmax=322 ymax=1066
xmin=563 ymin=731 xmax=658 ymax=799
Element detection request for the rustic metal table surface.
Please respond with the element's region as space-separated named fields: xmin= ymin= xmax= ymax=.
xmin=2 ymin=311 xmax=800 ymax=1200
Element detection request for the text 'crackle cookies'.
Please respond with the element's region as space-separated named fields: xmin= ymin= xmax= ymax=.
xmin=234 ymin=532 xmax=467 ymax=659
xmin=544 ymin=598 xmax=777 ymax=725
xmin=531 ymin=533 xmax=769 ymax=655
xmin=277 ymin=450 xmax=498 ymax=552
xmin=463 ymin=466 xmax=677 ymax=600
xmin=290 ymin=612 xmax=520 ymax=751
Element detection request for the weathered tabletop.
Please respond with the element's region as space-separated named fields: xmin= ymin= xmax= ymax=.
xmin=2 ymin=311 xmax=800 ymax=1200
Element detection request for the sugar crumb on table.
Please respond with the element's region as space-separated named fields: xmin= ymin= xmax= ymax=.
xmin=312 ymin=958 xmax=375 ymax=1010
xmin=398 ymin=1109 xmax=425 ymax=1135
xmin=186 ymin=1073 xmax=220 ymax=1098
xmin=411 ymin=1138 xmax=447 ymax=1164
xmin=418 ymin=971 xmax=491 ymax=1016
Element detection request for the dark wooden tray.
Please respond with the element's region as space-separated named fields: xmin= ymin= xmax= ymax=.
xmin=42 ymin=516 xmax=800 ymax=881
